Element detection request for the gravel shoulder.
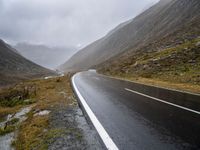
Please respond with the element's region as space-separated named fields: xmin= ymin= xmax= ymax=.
xmin=49 ymin=105 xmax=105 ymax=150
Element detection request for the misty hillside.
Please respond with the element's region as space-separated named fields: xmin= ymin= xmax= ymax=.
xmin=15 ymin=43 xmax=77 ymax=69
xmin=60 ymin=0 xmax=200 ymax=73
xmin=0 ymin=39 xmax=55 ymax=87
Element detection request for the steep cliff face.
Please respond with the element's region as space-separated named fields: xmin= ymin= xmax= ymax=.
xmin=60 ymin=0 xmax=200 ymax=73
xmin=0 ymin=39 xmax=54 ymax=86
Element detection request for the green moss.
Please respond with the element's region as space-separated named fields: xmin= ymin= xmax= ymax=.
xmin=0 ymin=118 xmax=20 ymax=136
xmin=0 ymin=117 xmax=6 ymax=123
xmin=7 ymin=118 xmax=20 ymax=125
xmin=0 ymin=98 xmax=22 ymax=107
xmin=0 ymin=125 xmax=15 ymax=136
xmin=22 ymin=99 xmax=37 ymax=105
xmin=0 ymin=98 xmax=36 ymax=107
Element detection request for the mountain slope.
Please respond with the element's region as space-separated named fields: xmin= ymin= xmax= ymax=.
xmin=0 ymin=39 xmax=54 ymax=86
xmin=98 ymin=0 xmax=200 ymax=86
xmin=60 ymin=0 xmax=200 ymax=72
xmin=15 ymin=43 xmax=77 ymax=69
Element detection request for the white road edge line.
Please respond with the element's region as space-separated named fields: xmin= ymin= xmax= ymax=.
xmin=72 ymin=75 xmax=119 ymax=150
xmin=125 ymin=88 xmax=200 ymax=115
xmin=101 ymin=74 xmax=200 ymax=96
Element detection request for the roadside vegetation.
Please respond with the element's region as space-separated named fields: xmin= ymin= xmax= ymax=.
xmin=99 ymin=37 xmax=200 ymax=94
xmin=0 ymin=83 xmax=37 ymax=136
xmin=0 ymin=74 xmax=79 ymax=150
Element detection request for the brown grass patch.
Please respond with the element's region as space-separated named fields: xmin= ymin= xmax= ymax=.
xmin=0 ymin=74 xmax=76 ymax=150
xmin=13 ymin=75 xmax=76 ymax=150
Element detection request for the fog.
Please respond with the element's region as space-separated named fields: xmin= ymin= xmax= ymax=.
xmin=0 ymin=0 xmax=158 ymax=48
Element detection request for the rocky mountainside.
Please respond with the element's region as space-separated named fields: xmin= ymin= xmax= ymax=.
xmin=15 ymin=43 xmax=77 ymax=69
xmin=0 ymin=39 xmax=54 ymax=87
xmin=98 ymin=0 xmax=200 ymax=85
xmin=60 ymin=0 xmax=200 ymax=73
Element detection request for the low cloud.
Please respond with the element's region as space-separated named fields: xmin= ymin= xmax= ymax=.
xmin=0 ymin=0 xmax=158 ymax=48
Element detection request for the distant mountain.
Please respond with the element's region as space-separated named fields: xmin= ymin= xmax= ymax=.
xmin=15 ymin=43 xmax=77 ymax=69
xmin=0 ymin=39 xmax=55 ymax=87
xmin=60 ymin=0 xmax=200 ymax=73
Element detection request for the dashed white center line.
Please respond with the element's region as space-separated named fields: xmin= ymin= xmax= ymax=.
xmin=125 ymin=88 xmax=200 ymax=115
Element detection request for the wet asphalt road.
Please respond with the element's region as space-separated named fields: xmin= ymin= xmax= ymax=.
xmin=73 ymin=71 xmax=200 ymax=150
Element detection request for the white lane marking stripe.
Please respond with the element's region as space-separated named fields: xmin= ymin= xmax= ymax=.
xmin=125 ymin=88 xmax=200 ymax=115
xmin=72 ymin=75 xmax=119 ymax=150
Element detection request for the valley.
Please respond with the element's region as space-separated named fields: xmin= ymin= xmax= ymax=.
xmin=0 ymin=0 xmax=200 ymax=149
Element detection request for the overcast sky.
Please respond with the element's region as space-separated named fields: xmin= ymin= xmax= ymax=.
xmin=0 ymin=0 xmax=158 ymax=48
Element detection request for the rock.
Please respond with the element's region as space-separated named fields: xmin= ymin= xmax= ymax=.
xmin=156 ymin=64 xmax=161 ymax=67
xmin=196 ymin=41 xmax=200 ymax=47
xmin=34 ymin=110 xmax=51 ymax=116
xmin=143 ymin=65 xmax=150 ymax=70
xmin=152 ymin=58 xmax=159 ymax=62
xmin=133 ymin=61 xmax=138 ymax=67
xmin=188 ymin=60 xmax=196 ymax=63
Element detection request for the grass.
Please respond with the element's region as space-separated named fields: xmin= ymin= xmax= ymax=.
xmin=137 ymin=38 xmax=200 ymax=64
xmin=0 ymin=84 xmax=38 ymax=126
xmin=0 ymin=74 xmax=77 ymax=149
xmin=0 ymin=98 xmax=36 ymax=107
xmin=100 ymin=37 xmax=200 ymax=94
xmin=7 ymin=118 xmax=20 ymax=125
xmin=10 ymin=75 xmax=77 ymax=150
xmin=14 ymin=114 xmax=49 ymax=150
xmin=0 ymin=81 xmax=37 ymax=108
xmin=0 ymin=106 xmax=21 ymax=122
xmin=0 ymin=125 xmax=15 ymax=136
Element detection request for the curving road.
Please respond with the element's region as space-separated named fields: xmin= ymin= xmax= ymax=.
xmin=72 ymin=71 xmax=200 ymax=150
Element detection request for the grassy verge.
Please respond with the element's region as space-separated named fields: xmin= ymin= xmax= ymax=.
xmin=11 ymin=76 xmax=74 ymax=150
xmin=100 ymin=38 xmax=200 ymax=94
xmin=0 ymin=80 xmax=38 ymax=120
xmin=13 ymin=75 xmax=76 ymax=150
xmin=0 ymin=74 xmax=77 ymax=150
